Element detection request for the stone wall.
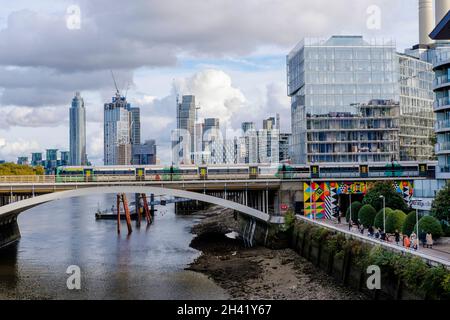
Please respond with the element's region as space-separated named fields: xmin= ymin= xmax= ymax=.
xmin=291 ymin=221 xmax=428 ymax=300
xmin=0 ymin=217 xmax=21 ymax=249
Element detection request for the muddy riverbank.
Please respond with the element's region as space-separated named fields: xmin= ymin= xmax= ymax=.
xmin=187 ymin=206 xmax=368 ymax=300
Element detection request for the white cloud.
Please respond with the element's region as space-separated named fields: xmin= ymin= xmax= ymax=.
xmin=175 ymin=69 xmax=246 ymax=125
xmin=0 ymin=106 xmax=67 ymax=128
xmin=0 ymin=137 xmax=40 ymax=160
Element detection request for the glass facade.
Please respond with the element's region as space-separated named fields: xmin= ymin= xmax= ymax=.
xmin=104 ymin=92 xmax=131 ymax=165
xmin=288 ymin=36 xmax=401 ymax=163
xmin=173 ymin=95 xmax=196 ymax=164
xmin=398 ymin=54 xmax=434 ymax=161
xmin=433 ymin=50 xmax=450 ymax=178
xmin=69 ymin=92 xmax=87 ymax=165
xmin=287 ymin=35 xmax=435 ymax=164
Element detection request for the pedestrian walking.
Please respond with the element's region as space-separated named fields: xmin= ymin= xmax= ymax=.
xmin=380 ymin=229 xmax=386 ymax=241
xmin=374 ymin=228 xmax=380 ymax=239
xmin=426 ymin=232 xmax=433 ymax=249
xmin=410 ymin=233 xmax=417 ymax=250
xmin=368 ymin=225 xmax=374 ymax=237
xmin=348 ymin=219 xmax=352 ymax=231
xmin=419 ymin=231 xmax=426 ymax=247
xmin=403 ymin=235 xmax=410 ymax=248
xmin=394 ymin=229 xmax=400 ymax=245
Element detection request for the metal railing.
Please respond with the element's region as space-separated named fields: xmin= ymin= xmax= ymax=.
xmin=434 ymin=97 xmax=450 ymax=110
xmin=0 ymin=169 xmax=433 ymax=184
xmin=0 ymin=175 xmax=56 ymax=183
xmin=436 ymin=120 xmax=450 ymax=131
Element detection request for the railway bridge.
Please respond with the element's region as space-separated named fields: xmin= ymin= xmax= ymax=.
xmin=0 ymin=161 xmax=437 ymax=248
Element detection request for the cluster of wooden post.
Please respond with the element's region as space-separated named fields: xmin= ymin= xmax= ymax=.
xmin=116 ymin=193 xmax=153 ymax=235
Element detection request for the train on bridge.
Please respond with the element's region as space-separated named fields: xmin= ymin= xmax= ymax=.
xmin=54 ymin=161 xmax=436 ymax=182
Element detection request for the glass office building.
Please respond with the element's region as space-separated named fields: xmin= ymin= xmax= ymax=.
xmin=104 ymin=92 xmax=131 ymax=165
xmin=69 ymin=92 xmax=87 ymax=165
xmin=287 ymin=35 xmax=434 ymax=164
xmin=398 ymin=54 xmax=434 ymax=161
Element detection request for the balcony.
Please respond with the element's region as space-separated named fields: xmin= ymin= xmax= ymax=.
xmin=433 ymin=74 xmax=450 ymax=89
xmin=435 ymin=120 xmax=450 ymax=132
xmin=433 ymin=51 xmax=450 ymax=69
xmin=437 ymin=166 xmax=450 ymax=180
xmin=434 ymin=97 xmax=450 ymax=111
xmin=436 ymin=142 xmax=450 ymax=154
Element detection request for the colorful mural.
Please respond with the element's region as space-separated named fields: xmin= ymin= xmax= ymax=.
xmin=303 ymin=181 xmax=414 ymax=219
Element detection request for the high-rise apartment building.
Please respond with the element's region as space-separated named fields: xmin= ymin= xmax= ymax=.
xmin=434 ymin=50 xmax=450 ymax=179
xmin=129 ymin=107 xmax=141 ymax=146
xmin=104 ymin=92 xmax=131 ymax=165
xmin=31 ymin=152 xmax=43 ymax=167
xmin=287 ymin=35 xmax=434 ymax=164
xmin=173 ymin=95 xmax=196 ymax=164
xmin=17 ymin=157 xmax=29 ymax=165
xmin=398 ymin=54 xmax=435 ymax=161
xmin=69 ymin=92 xmax=87 ymax=165
xmin=60 ymin=151 xmax=70 ymax=166
xmin=279 ymin=133 xmax=292 ymax=162
xmin=132 ymin=139 xmax=157 ymax=165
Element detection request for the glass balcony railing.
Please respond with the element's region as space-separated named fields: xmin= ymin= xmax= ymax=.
xmin=434 ymin=97 xmax=450 ymax=109
xmin=436 ymin=142 xmax=450 ymax=152
xmin=436 ymin=120 xmax=450 ymax=131
xmin=434 ymin=74 xmax=450 ymax=87
xmin=433 ymin=51 xmax=450 ymax=66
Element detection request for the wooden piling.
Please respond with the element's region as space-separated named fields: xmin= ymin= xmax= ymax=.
xmin=116 ymin=194 xmax=121 ymax=234
xmin=142 ymin=193 xmax=152 ymax=224
xmin=122 ymin=194 xmax=133 ymax=235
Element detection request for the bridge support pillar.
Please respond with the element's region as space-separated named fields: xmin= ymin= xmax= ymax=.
xmin=0 ymin=216 xmax=20 ymax=249
xmin=236 ymin=213 xmax=290 ymax=249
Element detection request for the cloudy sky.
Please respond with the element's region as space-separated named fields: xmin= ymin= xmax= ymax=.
xmin=0 ymin=0 xmax=419 ymax=164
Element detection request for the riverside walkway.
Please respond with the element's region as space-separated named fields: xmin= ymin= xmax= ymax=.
xmin=296 ymin=215 xmax=450 ymax=268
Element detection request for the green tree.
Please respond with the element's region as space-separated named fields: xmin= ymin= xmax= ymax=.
xmin=431 ymin=183 xmax=450 ymax=225
xmin=374 ymin=207 xmax=394 ymax=230
xmin=402 ymin=211 xmax=419 ymax=236
xmin=362 ymin=181 xmax=408 ymax=212
xmin=358 ymin=204 xmax=377 ymax=228
xmin=345 ymin=201 xmax=362 ymax=222
xmin=0 ymin=163 xmax=43 ymax=176
xmin=415 ymin=216 xmax=444 ymax=239
xmin=385 ymin=209 xmax=406 ymax=233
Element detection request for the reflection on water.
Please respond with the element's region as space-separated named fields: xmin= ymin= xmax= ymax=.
xmin=0 ymin=194 xmax=228 ymax=299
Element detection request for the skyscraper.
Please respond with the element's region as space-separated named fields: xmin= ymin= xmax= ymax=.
xmin=104 ymin=91 xmax=131 ymax=165
xmin=69 ymin=92 xmax=87 ymax=166
xmin=129 ymin=107 xmax=141 ymax=145
xmin=173 ymin=95 xmax=196 ymax=164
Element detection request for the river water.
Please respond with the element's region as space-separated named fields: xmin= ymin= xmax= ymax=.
xmin=0 ymin=194 xmax=229 ymax=299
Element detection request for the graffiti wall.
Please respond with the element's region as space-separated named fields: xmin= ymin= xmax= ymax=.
xmin=303 ymin=181 xmax=414 ymax=219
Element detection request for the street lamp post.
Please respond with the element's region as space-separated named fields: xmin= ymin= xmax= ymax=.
xmin=416 ymin=208 xmax=420 ymax=251
xmin=379 ymin=195 xmax=386 ymax=232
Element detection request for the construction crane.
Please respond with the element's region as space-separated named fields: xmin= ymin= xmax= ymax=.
xmin=110 ymin=70 xmax=120 ymax=95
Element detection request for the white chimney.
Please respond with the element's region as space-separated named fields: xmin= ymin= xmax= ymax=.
xmin=419 ymin=0 xmax=435 ymax=45
xmin=435 ymin=0 xmax=450 ymax=24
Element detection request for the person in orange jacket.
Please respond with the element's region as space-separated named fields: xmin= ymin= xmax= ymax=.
xmin=403 ymin=235 xmax=410 ymax=249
